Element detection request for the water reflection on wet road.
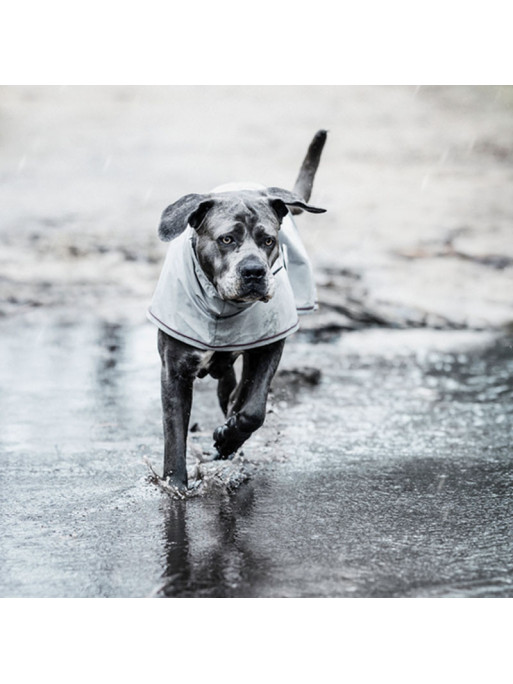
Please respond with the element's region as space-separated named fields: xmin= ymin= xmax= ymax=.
xmin=0 ymin=316 xmax=511 ymax=597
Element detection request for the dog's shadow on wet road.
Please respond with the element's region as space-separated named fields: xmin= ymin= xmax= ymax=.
xmin=155 ymin=483 xmax=266 ymax=598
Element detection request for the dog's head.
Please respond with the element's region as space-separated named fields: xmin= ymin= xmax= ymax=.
xmin=158 ymin=188 xmax=325 ymax=303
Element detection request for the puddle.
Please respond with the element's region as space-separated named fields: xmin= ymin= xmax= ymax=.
xmin=0 ymin=316 xmax=512 ymax=597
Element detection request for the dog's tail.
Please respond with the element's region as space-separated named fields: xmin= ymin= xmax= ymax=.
xmin=290 ymin=129 xmax=328 ymax=215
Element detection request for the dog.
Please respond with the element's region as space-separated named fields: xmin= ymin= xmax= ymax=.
xmin=148 ymin=130 xmax=327 ymax=491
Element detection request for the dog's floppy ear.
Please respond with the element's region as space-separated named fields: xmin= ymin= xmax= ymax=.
xmin=264 ymin=187 xmax=326 ymax=222
xmin=158 ymin=193 xmax=215 ymax=241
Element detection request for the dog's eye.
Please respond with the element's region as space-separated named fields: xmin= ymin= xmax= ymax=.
xmin=264 ymin=237 xmax=276 ymax=247
xmin=220 ymin=235 xmax=234 ymax=245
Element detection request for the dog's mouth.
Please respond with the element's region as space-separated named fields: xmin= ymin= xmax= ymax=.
xmin=232 ymin=280 xmax=275 ymax=304
xmin=216 ymin=275 xmax=275 ymax=305
xmin=231 ymin=291 xmax=273 ymax=304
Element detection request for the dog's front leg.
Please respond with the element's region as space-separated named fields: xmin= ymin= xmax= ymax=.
xmin=213 ymin=339 xmax=285 ymax=458
xmin=158 ymin=330 xmax=199 ymax=491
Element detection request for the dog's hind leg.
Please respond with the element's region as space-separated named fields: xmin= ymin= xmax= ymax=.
xmin=197 ymin=351 xmax=239 ymax=416
xmin=217 ymin=366 xmax=237 ymax=416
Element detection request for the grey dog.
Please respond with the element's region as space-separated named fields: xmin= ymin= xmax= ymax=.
xmin=148 ymin=131 xmax=327 ymax=491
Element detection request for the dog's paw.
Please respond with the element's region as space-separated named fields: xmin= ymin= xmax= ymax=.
xmin=166 ymin=474 xmax=188 ymax=494
xmin=213 ymin=425 xmax=239 ymax=460
xmin=213 ymin=425 xmax=230 ymax=458
xmin=214 ymin=451 xmax=233 ymax=461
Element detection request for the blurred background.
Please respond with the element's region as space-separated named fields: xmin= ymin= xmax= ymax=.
xmin=1 ymin=85 xmax=512 ymax=330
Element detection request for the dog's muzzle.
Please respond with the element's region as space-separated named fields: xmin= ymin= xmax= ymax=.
xmin=235 ymin=257 xmax=273 ymax=302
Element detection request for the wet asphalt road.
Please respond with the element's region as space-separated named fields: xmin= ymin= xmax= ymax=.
xmin=0 ymin=316 xmax=512 ymax=597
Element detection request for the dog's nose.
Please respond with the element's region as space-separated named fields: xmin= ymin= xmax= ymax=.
xmin=239 ymin=260 xmax=266 ymax=281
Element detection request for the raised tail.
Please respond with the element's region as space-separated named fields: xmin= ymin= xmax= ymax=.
xmin=290 ymin=129 xmax=328 ymax=215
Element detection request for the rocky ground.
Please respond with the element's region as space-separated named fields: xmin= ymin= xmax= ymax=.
xmin=1 ymin=85 xmax=512 ymax=331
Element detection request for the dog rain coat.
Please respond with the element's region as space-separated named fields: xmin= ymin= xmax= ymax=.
xmin=147 ymin=199 xmax=318 ymax=352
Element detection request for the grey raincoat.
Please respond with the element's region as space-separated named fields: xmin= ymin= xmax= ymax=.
xmin=147 ymin=186 xmax=317 ymax=352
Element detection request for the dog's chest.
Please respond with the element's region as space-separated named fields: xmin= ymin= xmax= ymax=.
xmin=194 ymin=349 xmax=240 ymax=379
xmin=197 ymin=351 xmax=215 ymax=374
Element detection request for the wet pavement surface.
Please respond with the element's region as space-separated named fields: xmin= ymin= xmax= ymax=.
xmin=1 ymin=316 xmax=512 ymax=598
